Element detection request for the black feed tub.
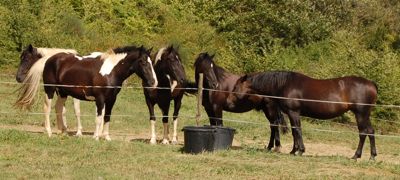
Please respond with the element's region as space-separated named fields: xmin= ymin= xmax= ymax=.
xmin=182 ymin=126 xmax=235 ymax=154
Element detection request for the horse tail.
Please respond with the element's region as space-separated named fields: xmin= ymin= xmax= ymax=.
xmin=183 ymin=80 xmax=198 ymax=95
xmin=277 ymin=109 xmax=289 ymax=134
xmin=14 ymin=58 xmax=47 ymax=110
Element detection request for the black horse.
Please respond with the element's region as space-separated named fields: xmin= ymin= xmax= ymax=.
xmin=194 ymin=53 xmax=287 ymax=151
xmin=16 ymin=45 xmax=158 ymax=140
xmin=228 ymin=71 xmax=378 ymax=160
xmin=144 ymin=46 xmax=187 ymax=144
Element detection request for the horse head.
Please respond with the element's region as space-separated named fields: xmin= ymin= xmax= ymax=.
xmin=161 ymin=46 xmax=186 ymax=84
xmin=227 ymin=74 xmax=252 ymax=108
xmin=194 ymin=53 xmax=219 ymax=89
xmin=134 ymin=46 xmax=158 ymax=88
xmin=16 ymin=44 xmax=42 ymax=82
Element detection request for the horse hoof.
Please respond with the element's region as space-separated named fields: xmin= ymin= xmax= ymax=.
xmin=150 ymin=138 xmax=157 ymax=145
xmin=369 ymin=156 xmax=376 ymax=161
xmin=104 ymin=135 xmax=111 ymax=141
xmin=171 ymin=140 xmax=178 ymax=145
xmin=161 ymin=139 xmax=169 ymax=145
xmin=75 ymin=131 xmax=83 ymax=137
xmin=93 ymin=135 xmax=100 ymax=141
xmin=298 ymin=151 xmax=303 ymax=156
xmin=264 ymin=145 xmax=273 ymax=152
xmin=351 ymin=154 xmax=360 ymax=160
xmin=273 ymin=146 xmax=281 ymax=153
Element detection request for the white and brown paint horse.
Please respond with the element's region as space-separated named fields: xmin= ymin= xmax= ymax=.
xmin=16 ymin=45 xmax=157 ymax=140
xmin=144 ymin=46 xmax=187 ymax=144
xmin=16 ymin=44 xmax=86 ymax=136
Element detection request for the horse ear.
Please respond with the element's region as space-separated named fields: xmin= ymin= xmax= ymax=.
xmin=210 ymin=54 xmax=215 ymax=60
xmin=27 ymin=44 xmax=33 ymax=52
xmin=241 ymin=75 xmax=248 ymax=82
xmin=148 ymin=47 xmax=153 ymax=54
xmin=167 ymin=45 xmax=173 ymax=53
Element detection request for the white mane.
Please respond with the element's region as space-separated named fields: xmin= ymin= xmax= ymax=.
xmin=154 ymin=47 xmax=166 ymax=66
xmin=99 ymin=50 xmax=127 ymax=76
xmin=75 ymin=52 xmax=103 ymax=60
xmin=35 ymin=48 xmax=78 ymax=66
xmin=16 ymin=47 xmax=77 ymax=108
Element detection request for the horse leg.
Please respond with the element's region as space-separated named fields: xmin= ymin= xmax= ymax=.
xmin=262 ymin=108 xmax=278 ymax=152
xmin=271 ymin=104 xmax=284 ymax=152
xmin=43 ymin=94 xmax=53 ymax=137
xmin=159 ymin=101 xmax=171 ymax=145
xmin=102 ymin=98 xmax=116 ymax=141
xmin=214 ymin=107 xmax=224 ymax=126
xmin=171 ymin=95 xmax=183 ymax=145
xmin=145 ymin=97 xmax=157 ymax=144
xmin=287 ymin=111 xmax=304 ymax=155
xmin=93 ymin=101 xmax=105 ymax=140
xmin=352 ymin=111 xmax=376 ymax=160
xmin=204 ymin=103 xmax=217 ymax=126
xmin=73 ymin=98 xmax=82 ymax=136
xmin=55 ymin=96 xmax=68 ymax=134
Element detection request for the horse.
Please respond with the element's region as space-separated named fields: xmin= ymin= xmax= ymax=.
xmin=15 ymin=45 xmax=158 ymax=140
xmin=144 ymin=46 xmax=187 ymax=144
xmin=194 ymin=53 xmax=288 ymax=151
xmin=227 ymin=71 xmax=378 ymax=160
xmin=16 ymin=44 xmax=86 ymax=136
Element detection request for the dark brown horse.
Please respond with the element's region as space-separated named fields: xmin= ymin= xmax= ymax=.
xmin=194 ymin=53 xmax=288 ymax=151
xmin=15 ymin=44 xmax=102 ymax=136
xmin=228 ymin=71 xmax=378 ymax=160
xmin=144 ymin=46 xmax=187 ymax=144
xmin=16 ymin=45 xmax=158 ymax=140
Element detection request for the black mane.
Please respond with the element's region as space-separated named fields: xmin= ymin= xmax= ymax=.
xmin=248 ymin=71 xmax=294 ymax=94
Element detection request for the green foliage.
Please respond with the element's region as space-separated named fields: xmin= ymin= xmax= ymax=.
xmin=1 ymin=0 xmax=400 ymax=128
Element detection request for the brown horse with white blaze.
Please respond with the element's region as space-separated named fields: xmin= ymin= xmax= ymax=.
xmin=228 ymin=71 xmax=378 ymax=160
xmin=15 ymin=45 xmax=158 ymax=140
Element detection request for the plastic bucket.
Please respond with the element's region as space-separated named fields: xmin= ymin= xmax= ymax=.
xmin=182 ymin=126 xmax=235 ymax=154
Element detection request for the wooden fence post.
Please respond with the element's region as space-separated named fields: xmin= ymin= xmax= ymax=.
xmin=196 ymin=73 xmax=203 ymax=126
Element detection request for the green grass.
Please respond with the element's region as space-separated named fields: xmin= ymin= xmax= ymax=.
xmin=1 ymin=74 xmax=400 ymax=179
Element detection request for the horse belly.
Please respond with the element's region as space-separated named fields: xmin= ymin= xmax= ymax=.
xmin=299 ymin=102 xmax=348 ymax=119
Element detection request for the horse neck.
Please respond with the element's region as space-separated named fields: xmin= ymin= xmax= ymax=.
xmin=109 ymin=59 xmax=137 ymax=84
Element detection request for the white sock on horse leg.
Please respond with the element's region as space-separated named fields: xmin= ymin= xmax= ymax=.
xmin=150 ymin=120 xmax=157 ymax=144
xmin=162 ymin=123 xmax=169 ymax=144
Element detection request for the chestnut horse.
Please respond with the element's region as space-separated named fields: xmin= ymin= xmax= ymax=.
xmin=16 ymin=45 xmax=158 ymax=140
xmin=16 ymin=44 xmax=86 ymax=135
xmin=194 ymin=53 xmax=287 ymax=151
xmin=228 ymin=71 xmax=378 ymax=160
xmin=144 ymin=46 xmax=187 ymax=144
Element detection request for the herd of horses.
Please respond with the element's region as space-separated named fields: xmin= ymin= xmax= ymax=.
xmin=14 ymin=44 xmax=378 ymax=160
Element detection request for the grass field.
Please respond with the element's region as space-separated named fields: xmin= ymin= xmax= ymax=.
xmin=0 ymin=74 xmax=400 ymax=179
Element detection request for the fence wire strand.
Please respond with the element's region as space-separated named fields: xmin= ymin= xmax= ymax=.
xmin=1 ymin=78 xmax=400 ymax=139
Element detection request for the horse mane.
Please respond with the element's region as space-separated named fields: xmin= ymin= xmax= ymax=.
xmin=248 ymin=71 xmax=294 ymax=94
xmin=213 ymin=64 xmax=227 ymax=81
xmin=154 ymin=47 xmax=166 ymax=65
xmin=99 ymin=49 xmax=128 ymax=76
xmin=112 ymin=45 xmax=141 ymax=54
xmin=15 ymin=47 xmax=77 ymax=109
xmin=195 ymin=53 xmax=227 ymax=81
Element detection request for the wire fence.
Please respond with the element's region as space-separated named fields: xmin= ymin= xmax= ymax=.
xmin=1 ymin=74 xmax=400 ymax=139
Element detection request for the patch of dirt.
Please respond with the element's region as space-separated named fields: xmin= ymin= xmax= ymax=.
xmin=1 ymin=124 xmax=398 ymax=165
